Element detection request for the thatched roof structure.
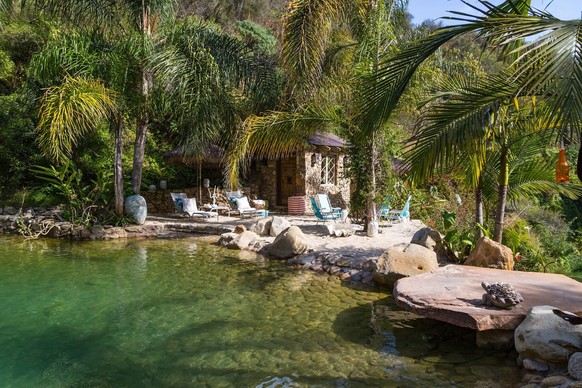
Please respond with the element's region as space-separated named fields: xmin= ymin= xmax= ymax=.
xmin=163 ymin=144 xmax=224 ymax=167
xmin=164 ymin=132 xmax=348 ymax=167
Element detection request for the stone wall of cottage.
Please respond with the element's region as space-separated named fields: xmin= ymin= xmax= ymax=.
xmin=246 ymin=159 xmax=278 ymax=208
xmin=304 ymin=150 xmax=350 ymax=212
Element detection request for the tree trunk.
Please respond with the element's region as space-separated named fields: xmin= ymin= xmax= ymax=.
xmin=132 ymin=103 xmax=149 ymax=194
xmin=475 ymin=178 xmax=484 ymax=238
xmin=493 ymin=147 xmax=509 ymax=243
xmin=131 ymin=4 xmax=153 ymax=194
xmin=114 ymin=114 xmax=124 ymax=215
xmin=366 ymin=135 xmax=378 ymax=236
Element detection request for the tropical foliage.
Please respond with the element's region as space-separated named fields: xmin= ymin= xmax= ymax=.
xmin=0 ymin=0 xmax=579 ymax=272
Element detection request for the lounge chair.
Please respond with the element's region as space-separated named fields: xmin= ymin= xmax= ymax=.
xmin=379 ymin=203 xmax=391 ymax=225
xmin=317 ymin=193 xmax=344 ymax=217
xmin=170 ymin=192 xmax=217 ymax=220
xmin=388 ymin=195 xmax=411 ymax=223
xmin=310 ymin=197 xmax=341 ymax=224
xmin=234 ymin=196 xmax=258 ymax=218
xmin=225 ymin=191 xmax=258 ymax=218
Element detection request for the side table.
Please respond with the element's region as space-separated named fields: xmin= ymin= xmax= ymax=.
xmin=201 ymin=205 xmax=231 ymax=219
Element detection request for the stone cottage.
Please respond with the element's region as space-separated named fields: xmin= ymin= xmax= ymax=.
xmin=245 ymin=132 xmax=350 ymax=213
xmin=163 ymin=132 xmax=351 ymax=214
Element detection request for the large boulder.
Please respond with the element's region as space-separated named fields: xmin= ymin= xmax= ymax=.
xmin=266 ymin=226 xmax=309 ymax=259
xmin=569 ymin=352 xmax=582 ymax=381
xmin=250 ymin=217 xmax=271 ymax=236
xmin=410 ymin=227 xmax=452 ymax=264
xmin=373 ymin=243 xmax=438 ymax=287
xmin=393 ymin=265 xmax=582 ymax=332
xmin=3 ymin=206 xmax=18 ymax=215
xmin=269 ymin=216 xmax=291 ymax=237
xmin=464 ymin=237 xmax=514 ymax=270
xmin=124 ymin=194 xmax=147 ymax=225
xmin=219 ymin=231 xmax=258 ymax=250
xmin=514 ymin=305 xmax=582 ymax=367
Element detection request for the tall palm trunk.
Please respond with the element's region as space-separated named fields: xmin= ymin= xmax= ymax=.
xmin=131 ymin=3 xmax=153 ymax=194
xmin=365 ymin=0 xmax=383 ymax=237
xmin=493 ymin=146 xmax=509 ymax=242
xmin=366 ymin=135 xmax=378 ymax=235
xmin=114 ymin=114 xmax=124 ymax=214
xmin=475 ymin=179 xmax=484 ymax=239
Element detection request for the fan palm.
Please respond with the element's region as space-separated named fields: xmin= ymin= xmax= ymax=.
xmin=407 ymin=76 xmax=581 ymax=241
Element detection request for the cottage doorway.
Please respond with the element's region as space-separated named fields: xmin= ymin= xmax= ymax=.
xmin=276 ymin=157 xmax=297 ymax=206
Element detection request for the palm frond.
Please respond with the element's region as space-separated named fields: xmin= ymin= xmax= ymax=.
xmin=281 ymin=0 xmax=347 ymax=94
xmin=357 ymin=23 xmax=475 ymax=135
xmin=224 ymin=105 xmax=344 ymax=189
xmin=36 ymin=75 xmax=117 ymax=163
xmin=403 ymin=72 xmax=520 ymax=185
xmin=507 ymin=159 xmax=582 ymax=201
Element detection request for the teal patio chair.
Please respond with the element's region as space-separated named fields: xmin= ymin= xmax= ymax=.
xmin=316 ymin=193 xmax=343 ymax=216
xmin=379 ymin=203 xmax=391 ymax=225
xmin=388 ymin=195 xmax=411 ymax=223
xmin=310 ymin=197 xmax=341 ymax=224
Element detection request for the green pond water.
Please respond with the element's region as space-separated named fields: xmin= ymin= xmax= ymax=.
xmin=0 ymin=235 xmax=526 ymax=387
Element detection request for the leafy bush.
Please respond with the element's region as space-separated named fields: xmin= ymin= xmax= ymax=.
xmin=0 ymin=94 xmax=46 ymax=198
xmin=504 ymin=207 xmax=581 ymax=273
xmin=236 ymin=20 xmax=277 ymax=57
xmin=32 ymin=161 xmax=113 ymax=226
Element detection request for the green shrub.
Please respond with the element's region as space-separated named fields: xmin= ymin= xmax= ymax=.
xmin=504 ymin=207 xmax=581 ymax=273
xmin=236 ymin=20 xmax=277 ymax=57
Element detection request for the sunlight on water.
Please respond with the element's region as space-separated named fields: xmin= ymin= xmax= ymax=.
xmin=0 ymin=235 xmax=525 ymax=387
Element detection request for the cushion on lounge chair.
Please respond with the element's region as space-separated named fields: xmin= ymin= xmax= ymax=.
xmin=235 ymin=196 xmax=251 ymax=210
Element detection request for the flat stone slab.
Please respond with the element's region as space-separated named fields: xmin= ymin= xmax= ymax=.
xmin=393 ymin=265 xmax=582 ymax=331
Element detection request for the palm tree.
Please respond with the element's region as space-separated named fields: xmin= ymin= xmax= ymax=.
xmin=5 ymin=2 xmax=278 ymax=215
xmin=1 ymin=0 xmax=178 ymax=195
xmin=405 ymin=76 xmax=581 ymax=241
xmin=359 ymin=0 xmax=582 ymax=240
xmin=226 ymin=0 xmax=409 ymax=235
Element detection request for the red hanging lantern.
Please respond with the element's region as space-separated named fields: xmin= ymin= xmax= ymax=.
xmin=555 ymin=148 xmax=569 ymax=183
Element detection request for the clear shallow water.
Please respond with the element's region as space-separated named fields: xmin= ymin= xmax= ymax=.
xmin=0 ymin=235 xmax=525 ymax=387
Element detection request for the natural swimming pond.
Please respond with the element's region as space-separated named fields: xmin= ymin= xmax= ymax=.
xmin=0 ymin=235 xmax=526 ymax=387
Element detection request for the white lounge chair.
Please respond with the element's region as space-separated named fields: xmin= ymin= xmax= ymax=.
xmin=170 ymin=192 xmax=217 ymax=220
xmin=233 ymin=196 xmax=258 ymax=218
xmin=316 ymin=194 xmax=344 ymax=219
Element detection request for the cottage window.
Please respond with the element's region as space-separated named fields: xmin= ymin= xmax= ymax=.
xmin=320 ymin=155 xmax=336 ymax=185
